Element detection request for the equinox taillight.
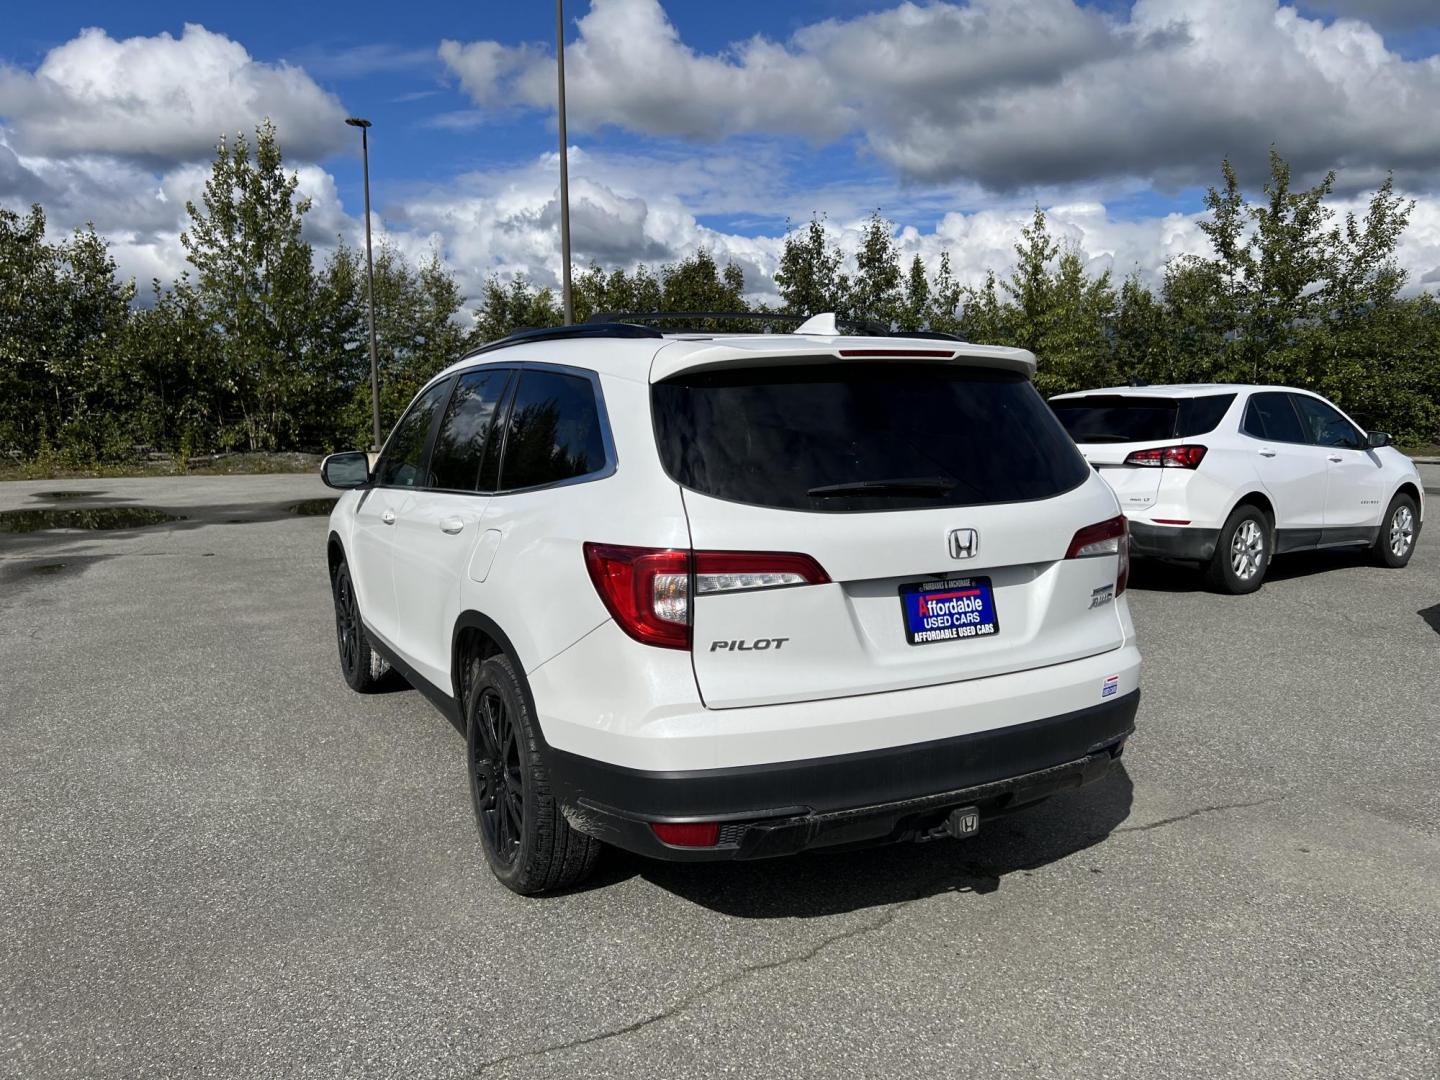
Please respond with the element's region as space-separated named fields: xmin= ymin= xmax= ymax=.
xmin=1065 ymin=515 xmax=1129 ymax=596
xmin=1123 ymin=444 xmax=1207 ymax=469
xmin=582 ymin=544 xmax=830 ymax=650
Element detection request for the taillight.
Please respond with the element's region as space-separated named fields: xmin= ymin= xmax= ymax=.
xmin=582 ymin=544 xmax=692 ymax=650
xmin=650 ymin=821 xmax=720 ymax=847
xmin=1066 ymin=515 xmax=1129 ymax=596
xmin=583 ymin=544 xmax=830 ymax=650
xmin=692 ymin=551 xmax=830 ymax=594
xmin=1123 ymin=444 xmax=1207 ymax=469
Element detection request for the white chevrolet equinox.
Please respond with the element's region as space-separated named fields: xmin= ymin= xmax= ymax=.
xmin=321 ymin=315 xmax=1141 ymax=894
xmin=1049 ymin=384 xmax=1423 ymax=593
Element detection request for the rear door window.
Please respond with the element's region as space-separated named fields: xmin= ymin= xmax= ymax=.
xmin=1242 ymin=392 xmax=1307 ymax=444
xmin=428 ymin=368 xmax=514 ymax=492
xmin=495 ymin=370 xmax=608 ymax=491
xmin=375 ymin=378 xmax=451 ymax=488
xmin=653 ymin=362 xmax=1089 ymax=512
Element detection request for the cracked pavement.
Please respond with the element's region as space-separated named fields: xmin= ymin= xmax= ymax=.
xmin=1 ymin=472 xmax=1437 ymax=1080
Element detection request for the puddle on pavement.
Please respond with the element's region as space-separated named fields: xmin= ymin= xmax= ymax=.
xmin=31 ymin=562 xmax=66 ymax=575
xmin=0 ymin=507 xmax=184 ymax=533
xmin=34 ymin=490 xmax=107 ymax=500
xmin=286 ymin=498 xmax=338 ymax=516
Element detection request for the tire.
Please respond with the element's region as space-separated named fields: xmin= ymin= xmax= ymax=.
xmin=332 ymin=562 xmax=391 ymax=692
xmin=1203 ymin=504 xmax=1272 ymax=594
xmin=465 ymin=652 xmax=601 ymax=895
xmin=1371 ymin=493 xmax=1419 ymax=568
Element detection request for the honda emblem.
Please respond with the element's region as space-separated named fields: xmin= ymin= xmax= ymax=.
xmin=948 ymin=528 xmax=979 ymax=560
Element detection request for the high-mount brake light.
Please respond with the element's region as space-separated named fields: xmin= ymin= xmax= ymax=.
xmin=1065 ymin=515 xmax=1130 ymax=596
xmin=583 ymin=544 xmax=830 ymax=650
xmin=1123 ymin=444 xmax=1208 ymax=469
xmin=837 ymin=348 xmax=955 ymax=359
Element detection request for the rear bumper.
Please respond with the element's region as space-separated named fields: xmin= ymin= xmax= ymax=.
xmin=1129 ymin=521 xmax=1219 ymax=562
xmin=548 ymin=690 xmax=1139 ymax=861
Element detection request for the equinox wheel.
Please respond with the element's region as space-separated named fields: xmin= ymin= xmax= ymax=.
xmin=332 ymin=562 xmax=390 ymax=692
xmin=1371 ymin=493 xmax=1418 ymax=568
xmin=465 ymin=652 xmax=601 ymax=895
xmin=1204 ymin=504 xmax=1271 ymax=594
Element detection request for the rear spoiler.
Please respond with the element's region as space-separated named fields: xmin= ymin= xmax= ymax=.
xmin=650 ymin=338 xmax=1037 ymax=383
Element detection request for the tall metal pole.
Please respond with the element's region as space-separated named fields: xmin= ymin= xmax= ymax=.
xmin=556 ymin=0 xmax=574 ymax=324
xmin=348 ymin=116 xmax=383 ymax=451
xmin=359 ymin=127 xmax=382 ymax=450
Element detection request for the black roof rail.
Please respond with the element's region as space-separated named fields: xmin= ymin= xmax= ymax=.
xmin=587 ymin=311 xmax=904 ymax=336
xmin=585 ymin=310 xmax=806 ymax=329
xmin=461 ymin=321 xmax=663 ymax=360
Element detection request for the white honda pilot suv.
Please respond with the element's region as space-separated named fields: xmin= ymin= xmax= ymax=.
xmin=321 ymin=316 xmax=1141 ymax=894
xmin=1049 ymin=384 xmax=1423 ymax=593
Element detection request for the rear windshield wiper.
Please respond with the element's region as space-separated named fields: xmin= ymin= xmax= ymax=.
xmin=807 ymin=476 xmax=956 ymax=498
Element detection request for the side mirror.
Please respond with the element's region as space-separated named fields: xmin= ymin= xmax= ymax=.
xmin=321 ymin=451 xmax=372 ymax=489
xmin=1367 ymin=431 xmax=1391 ymax=449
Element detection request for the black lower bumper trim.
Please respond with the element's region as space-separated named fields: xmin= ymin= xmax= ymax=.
xmin=1129 ymin=522 xmax=1218 ymax=562
xmin=547 ymin=689 xmax=1139 ymax=861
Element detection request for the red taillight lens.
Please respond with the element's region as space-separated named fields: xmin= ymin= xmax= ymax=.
xmin=1066 ymin=514 xmax=1129 ymax=596
xmin=650 ymin=821 xmax=720 ymax=847
xmin=583 ymin=545 xmax=831 ymax=650
xmin=1123 ymin=444 xmax=1207 ymax=469
xmin=583 ymin=543 xmax=692 ymax=650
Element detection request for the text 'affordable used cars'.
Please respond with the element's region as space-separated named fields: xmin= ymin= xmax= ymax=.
xmin=321 ymin=314 xmax=1140 ymax=894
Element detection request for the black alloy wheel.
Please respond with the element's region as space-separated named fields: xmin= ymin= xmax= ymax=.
xmin=470 ymin=685 xmax=525 ymax=870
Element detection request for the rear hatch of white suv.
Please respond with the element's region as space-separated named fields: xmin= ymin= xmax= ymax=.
xmin=1049 ymin=392 xmax=1237 ymax=512
xmin=651 ymin=354 xmax=1130 ymax=709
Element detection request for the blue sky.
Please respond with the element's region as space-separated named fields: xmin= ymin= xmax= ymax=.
xmin=4 ymin=1 xmax=1440 ymax=303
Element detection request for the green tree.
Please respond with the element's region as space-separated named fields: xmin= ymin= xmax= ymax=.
xmin=774 ymin=215 xmax=846 ymax=315
xmin=899 ymin=254 xmax=930 ymax=331
xmin=847 ymin=211 xmax=902 ymax=326
xmin=181 ymin=121 xmax=318 ymax=450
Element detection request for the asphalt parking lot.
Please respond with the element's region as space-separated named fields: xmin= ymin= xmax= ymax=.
xmin=2 ymin=471 xmax=1437 ymax=1080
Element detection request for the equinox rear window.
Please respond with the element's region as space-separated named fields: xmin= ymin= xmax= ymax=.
xmin=1050 ymin=393 xmax=1235 ymax=443
xmin=652 ymin=362 xmax=1089 ymax=512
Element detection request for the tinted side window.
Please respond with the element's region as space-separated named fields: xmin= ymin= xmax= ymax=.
xmin=1291 ymin=395 xmax=1364 ymax=449
xmin=429 ymin=368 xmax=512 ymax=492
xmin=497 ymin=371 xmax=607 ymax=491
xmin=376 ymin=379 xmax=450 ymax=488
xmin=1242 ymin=392 xmax=1306 ymax=444
xmin=1175 ymin=394 xmax=1236 ymax=437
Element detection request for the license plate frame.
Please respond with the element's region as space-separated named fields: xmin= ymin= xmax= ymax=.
xmin=898 ymin=575 xmax=1000 ymax=646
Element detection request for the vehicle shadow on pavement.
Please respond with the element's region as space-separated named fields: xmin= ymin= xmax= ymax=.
xmin=1419 ymin=603 xmax=1440 ymax=635
xmin=622 ymin=765 xmax=1134 ymax=918
xmin=1128 ymin=549 xmax=1372 ymax=592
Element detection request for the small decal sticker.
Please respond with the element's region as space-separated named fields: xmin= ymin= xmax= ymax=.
xmin=1089 ymin=584 xmax=1115 ymax=609
xmin=1102 ymin=674 xmax=1119 ymax=698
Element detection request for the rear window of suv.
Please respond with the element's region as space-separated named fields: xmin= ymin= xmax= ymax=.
xmin=1049 ymin=393 xmax=1235 ymax=443
xmin=652 ymin=362 xmax=1089 ymax=512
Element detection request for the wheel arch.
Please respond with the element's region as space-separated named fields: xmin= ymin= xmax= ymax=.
xmin=452 ymin=611 xmax=544 ymax=741
xmin=1230 ymin=488 xmax=1276 ymax=527
xmin=1394 ymin=480 xmax=1422 ymax=515
xmin=326 ymin=531 xmax=346 ymax=583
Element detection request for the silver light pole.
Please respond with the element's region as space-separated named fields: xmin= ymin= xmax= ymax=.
xmin=556 ymin=0 xmax=574 ymax=324
xmin=346 ymin=116 xmax=382 ymax=451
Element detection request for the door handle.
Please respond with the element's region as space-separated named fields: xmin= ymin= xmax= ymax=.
xmin=439 ymin=517 xmax=465 ymax=535
xmin=1258 ymin=448 xmax=1277 ymax=458
xmin=381 ymin=509 xmax=396 ymax=525
xmin=1327 ymin=455 xmax=1343 ymax=463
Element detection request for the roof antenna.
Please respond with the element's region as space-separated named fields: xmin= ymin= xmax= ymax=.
xmin=793 ymin=312 xmax=840 ymax=335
